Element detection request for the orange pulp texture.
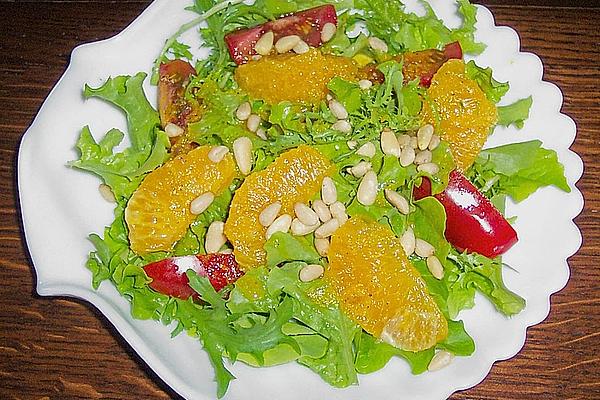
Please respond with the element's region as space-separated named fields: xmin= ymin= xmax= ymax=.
xmin=125 ymin=146 xmax=236 ymax=254
xmin=326 ymin=217 xmax=448 ymax=352
xmin=224 ymin=145 xmax=334 ymax=269
xmin=234 ymin=48 xmax=358 ymax=104
xmin=421 ymin=59 xmax=498 ymax=171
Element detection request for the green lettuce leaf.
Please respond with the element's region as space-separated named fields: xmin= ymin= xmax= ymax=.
xmin=497 ymin=96 xmax=533 ymax=129
xmin=264 ymin=232 xmax=321 ymax=268
xmin=465 ymin=60 xmax=509 ymax=104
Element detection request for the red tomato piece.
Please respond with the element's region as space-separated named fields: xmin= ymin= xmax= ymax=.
xmin=402 ymin=41 xmax=463 ymax=87
xmin=413 ymin=170 xmax=518 ymax=258
xmin=224 ymin=5 xmax=338 ymax=64
xmin=144 ymin=253 xmax=244 ymax=299
xmin=158 ymin=59 xmax=198 ymax=128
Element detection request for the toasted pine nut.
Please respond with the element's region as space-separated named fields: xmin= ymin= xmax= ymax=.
xmin=329 ymin=201 xmax=348 ymax=226
xmin=98 ymin=184 xmax=116 ymax=203
xmin=275 ymin=35 xmax=301 ymax=53
xmin=415 ymin=238 xmax=435 ymax=258
xmin=321 ymin=177 xmax=337 ymax=205
xmin=256 ymin=127 xmax=267 ymax=140
xmin=259 ymin=202 xmax=282 ymax=227
xmin=399 ymin=146 xmax=416 ymax=167
xmin=357 ymin=171 xmax=378 ymax=206
xmin=329 ymin=99 xmax=348 ymax=120
xmin=400 ymin=227 xmax=416 ymax=256
xmin=190 ymin=192 xmax=214 ymax=215
xmin=410 ymin=136 xmax=418 ymax=149
xmin=205 ymin=221 xmax=226 ymax=254
xmin=299 ymin=264 xmax=324 ymax=282
xmin=332 ymin=120 xmax=352 ymax=133
xmin=368 ymin=36 xmax=388 ymax=52
xmin=291 ymin=218 xmax=320 ymax=236
xmin=349 ymin=161 xmax=371 ymax=178
xmin=397 ymin=134 xmax=411 ymax=148
xmin=428 ymin=134 xmax=441 ymax=151
xmin=356 ymin=142 xmax=376 ymax=158
xmin=414 ymin=150 xmax=433 ymax=165
xmin=294 ymin=202 xmax=319 ymax=226
xmin=358 ymin=79 xmax=373 ymax=90
xmin=246 ymin=114 xmax=261 ymax=132
xmin=427 ymin=255 xmax=444 ymax=280
xmin=312 ymin=200 xmax=332 ymax=222
xmin=293 ymin=40 xmax=310 ymax=54
xmin=255 ymin=31 xmax=274 ymax=56
xmin=347 ymin=140 xmax=358 ymax=149
xmin=384 ymin=189 xmax=410 ymax=214
xmin=233 ymin=136 xmax=253 ymax=175
xmin=315 ymin=238 xmax=330 ymax=256
xmin=417 ymin=162 xmax=439 ymax=175
xmin=165 ymin=122 xmax=184 ymax=138
xmin=208 ymin=146 xmax=229 ymax=163
xmin=315 ymin=218 xmax=340 ymax=238
xmin=320 ymin=22 xmax=337 ymax=43
xmin=417 ymin=124 xmax=435 ymax=150
xmin=265 ymin=214 xmax=292 ymax=240
xmin=236 ymin=102 xmax=252 ymax=121
xmin=428 ymin=351 xmax=454 ymax=372
xmin=381 ymin=129 xmax=401 ymax=157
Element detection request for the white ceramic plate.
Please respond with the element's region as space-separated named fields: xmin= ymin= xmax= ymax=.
xmin=18 ymin=1 xmax=584 ymax=399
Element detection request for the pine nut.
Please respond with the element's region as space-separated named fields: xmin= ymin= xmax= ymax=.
xmin=347 ymin=140 xmax=358 ymax=149
xmin=415 ymin=238 xmax=435 ymax=258
xmin=400 ymin=227 xmax=416 ymax=256
xmin=236 ymin=102 xmax=252 ymax=121
xmin=399 ymin=146 xmax=416 ymax=167
xmin=294 ymin=202 xmax=319 ymax=226
xmin=315 ymin=218 xmax=340 ymax=238
xmin=205 ymin=221 xmax=226 ymax=253
xmin=265 ymin=214 xmax=292 ymax=240
xmin=414 ymin=150 xmax=432 ymax=165
xmin=291 ymin=218 xmax=320 ymax=236
xmin=321 ymin=177 xmax=337 ymax=205
xmin=208 ymin=146 xmax=229 ymax=163
xmin=368 ymin=36 xmax=388 ymax=53
xmin=329 ymin=201 xmax=348 ymax=226
xmin=312 ymin=200 xmax=332 ymax=222
xmin=428 ymin=134 xmax=441 ymax=151
xmin=259 ymin=202 xmax=282 ymax=227
xmin=428 ymin=351 xmax=454 ymax=372
xmin=357 ymin=170 xmax=378 ymax=206
xmin=417 ymin=162 xmax=439 ymax=175
xmin=417 ymin=124 xmax=434 ymax=150
xmin=384 ymin=189 xmax=410 ymax=214
xmin=98 ymin=184 xmax=116 ymax=203
xmin=349 ymin=161 xmax=371 ymax=178
xmin=326 ymin=93 xmax=333 ymax=101
xmin=358 ymin=79 xmax=373 ymax=90
xmin=256 ymin=127 xmax=267 ymax=140
xmin=165 ymin=122 xmax=184 ymax=138
xmin=233 ymin=136 xmax=253 ymax=175
xmin=299 ymin=264 xmax=324 ymax=282
xmin=293 ymin=40 xmax=310 ymax=54
xmin=190 ymin=192 xmax=214 ymax=215
xmin=332 ymin=120 xmax=352 ymax=133
xmin=397 ymin=134 xmax=411 ymax=148
xmin=251 ymin=55 xmax=262 ymax=61
xmin=410 ymin=136 xmax=418 ymax=149
xmin=427 ymin=255 xmax=444 ymax=280
xmin=356 ymin=142 xmax=376 ymax=158
xmin=329 ymin=99 xmax=348 ymax=120
xmin=381 ymin=129 xmax=401 ymax=157
xmin=275 ymin=35 xmax=301 ymax=53
xmin=320 ymin=22 xmax=337 ymax=43
xmin=246 ymin=114 xmax=261 ymax=132
xmin=255 ymin=31 xmax=274 ymax=56
xmin=315 ymin=238 xmax=330 ymax=256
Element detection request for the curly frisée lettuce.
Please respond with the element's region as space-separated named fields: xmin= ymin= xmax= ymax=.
xmin=68 ymin=0 xmax=572 ymax=398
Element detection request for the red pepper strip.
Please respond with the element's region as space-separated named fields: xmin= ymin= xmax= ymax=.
xmin=414 ymin=170 xmax=518 ymax=258
xmin=224 ymin=5 xmax=338 ymax=64
xmin=144 ymin=253 xmax=244 ymax=299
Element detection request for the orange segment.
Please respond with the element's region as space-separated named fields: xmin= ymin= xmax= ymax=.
xmin=326 ymin=217 xmax=447 ymax=352
xmin=224 ymin=146 xmax=334 ymax=269
xmin=125 ymin=146 xmax=236 ymax=254
xmin=421 ymin=59 xmax=497 ymax=171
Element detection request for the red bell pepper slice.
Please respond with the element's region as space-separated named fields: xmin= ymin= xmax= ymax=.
xmin=144 ymin=253 xmax=244 ymax=299
xmin=224 ymin=5 xmax=338 ymax=64
xmin=414 ymin=170 xmax=518 ymax=258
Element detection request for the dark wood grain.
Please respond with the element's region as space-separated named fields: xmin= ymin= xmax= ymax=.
xmin=1 ymin=1 xmax=598 ymax=399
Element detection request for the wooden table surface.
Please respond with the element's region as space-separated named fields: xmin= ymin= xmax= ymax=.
xmin=1 ymin=0 xmax=598 ymax=399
